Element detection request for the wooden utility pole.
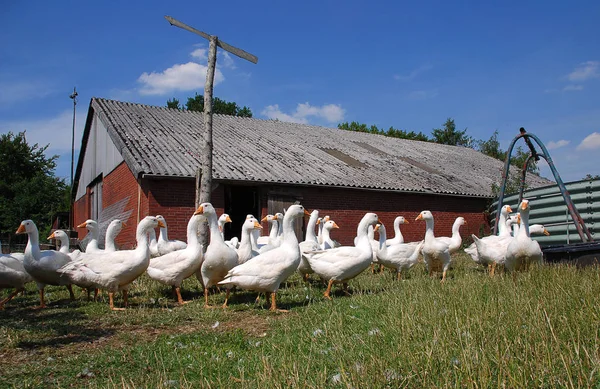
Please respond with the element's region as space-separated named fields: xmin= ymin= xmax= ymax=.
xmin=165 ymin=16 xmax=258 ymax=249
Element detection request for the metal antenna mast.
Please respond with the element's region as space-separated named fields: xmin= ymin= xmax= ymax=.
xmin=69 ymin=87 xmax=78 ymax=231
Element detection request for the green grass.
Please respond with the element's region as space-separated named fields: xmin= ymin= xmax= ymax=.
xmin=2 ymin=253 xmax=600 ymax=388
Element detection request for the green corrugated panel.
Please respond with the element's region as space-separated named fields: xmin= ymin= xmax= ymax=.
xmin=491 ymin=178 xmax=599 ymax=247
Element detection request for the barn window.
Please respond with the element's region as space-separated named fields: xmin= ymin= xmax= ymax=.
xmin=88 ymin=178 xmax=103 ymax=220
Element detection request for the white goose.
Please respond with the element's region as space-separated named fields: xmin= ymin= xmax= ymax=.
xmin=317 ymin=216 xmax=330 ymax=246
xmin=0 ymin=252 xmax=33 ymax=309
xmin=464 ymin=205 xmax=512 ymax=265
xmin=48 ymin=229 xmax=70 ymax=254
xmin=147 ymin=207 xmax=203 ymax=304
xmin=156 ymin=215 xmax=187 ymax=255
xmin=258 ymin=214 xmax=280 ymax=253
xmin=236 ymin=217 xmax=262 ymax=264
xmin=17 ymin=219 xmax=75 ymax=308
xmin=79 ymin=219 xmax=102 ymax=253
xmin=505 ymin=199 xmax=543 ymax=272
xmin=104 ymin=219 xmax=125 ymax=252
xmin=196 ymin=203 xmax=239 ymax=308
xmin=306 ymin=212 xmax=380 ymax=299
xmin=218 ymin=213 xmax=232 ymax=240
xmin=59 ymin=216 xmax=163 ymax=310
xmin=416 ymin=211 xmax=452 ymax=282
xmin=218 ymin=204 xmax=309 ymax=311
xmin=321 ymin=220 xmax=340 ymax=250
xmin=298 ymin=210 xmax=320 ymax=280
xmin=375 ymin=223 xmax=424 ymax=280
xmin=436 ymin=217 xmax=467 ymax=254
xmin=386 ymin=216 xmax=408 ymax=246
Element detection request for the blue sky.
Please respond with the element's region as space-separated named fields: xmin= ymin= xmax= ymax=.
xmin=1 ymin=0 xmax=599 ymax=183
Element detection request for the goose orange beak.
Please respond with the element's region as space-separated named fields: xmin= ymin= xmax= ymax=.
xmin=225 ymin=215 xmax=232 ymax=223
xmin=261 ymin=216 xmax=269 ymax=222
xmin=404 ymin=220 xmax=409 ymax=224
xmin=272 ymin=215 xmax=279 ymax=220
xmin=543 ymin=229 xmax=550 ymax=236
xmin=521 ymin=200 xmax=529 ymax=210
xmin=332 ymin=222 xmax=340 ymax=229
xmin=157 ymin=220 xmax=166 ymax=228
xmin=47 ymin=232 xmax=56 ymax=240
xmin=415 ymin=214 xmax=423 ymax=221
xmin=316 ymin=219 xmax=321 ymax=225
xmin=304 ymin=209 xmax=311 ymax=216
xmin=506 ymin=206 xmax=513 ymax=213
xmin=374 ymin=224 xmax=380 ymax=232
xmin=77 ymin=221 xmax=87 ymax=228
xmin=16 ymin=225 xmax=25 ymax=234
xmin=194 ymin=205 xmax=204 ymax=215
xmin=122 ymin=222 xmax=127 ymax=227
xmin=253 ymin=221 xmax=263 ymax=229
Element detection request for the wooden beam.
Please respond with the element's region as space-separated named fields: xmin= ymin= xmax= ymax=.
xmin=164 ymin=16 xmax=258 ymax=64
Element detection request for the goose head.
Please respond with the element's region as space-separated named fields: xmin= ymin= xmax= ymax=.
xmin=395 ymin=216 xmax=408 ymax=225
xmin=455 ymin=216 xmax=467 ymax=226
xmin=415 ymin=210 xmax=433 ymax=222
xmin=78 ymin=219 xmax=99 ymax=234
xmin=284 ymin=204 xmax=309 ymax=221
xmin=323 ymin=220 xmax=339 ymax=231
xmin=218 ymin=213 xmax=232 ymax=231
xmin=16 ymin=219 xmax=37 ymax=235
xmin=155 ymin=215 xmax=168 ymax=227
xmin=501 ymin=205 xmax=513 ymax=217
xmin=261 ymin=214 xmax=276 ymax=223
xmin=107 ymin=219 xmax=126 ymax=233
xmin=275 ymin=212 xmax=284 ymax=221
xmin=47 ymin=229 xmax=68 ymax=241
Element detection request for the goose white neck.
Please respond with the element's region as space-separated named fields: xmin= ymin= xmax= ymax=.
xmin=186 ymin=215 xmax=201 ymax=248
xmin=159 ymin=224 xmax=169 ymax=242
xmin=378 ymin=224 xmax=388 ymax=252
xmin=205 ymin=211 xmax=224 ymax=244
xmin=105 ymin=224 xmax=121 ymax=251
xmin=355 ymin=217 xmax=373 ymax=249
xmin=281 ymin=213 xmax=299 ymax=247
xmin=518 ymin=211 xmax=531 ymax=238
xmin=269 ymin=220 xmax=279 ymax=240
xmin=424 ymin=218 xmax=436 ymax=240
xmin=393 ymin=218 xmax=404 ymax=241
xmin=305 ymin=212 xmax=319 ymax=243
xmin=25 ymin=224 xmax=41 ymax=260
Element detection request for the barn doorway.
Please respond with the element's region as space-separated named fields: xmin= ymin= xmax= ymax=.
xmin=268 ymin=193 xmax=305 ymax=241
xmin=224 ymin=185 xmax=260 ymax=241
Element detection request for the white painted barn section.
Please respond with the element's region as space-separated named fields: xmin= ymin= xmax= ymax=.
xmin=75 ymin=114 xmax=123 ymax=218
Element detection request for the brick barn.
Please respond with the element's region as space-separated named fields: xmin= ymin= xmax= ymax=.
xmin=72 ymin=98 xmax=550 ymax=249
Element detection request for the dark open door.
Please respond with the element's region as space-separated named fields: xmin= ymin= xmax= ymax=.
xmin=224 ymin=185 xmax=260 ymax=240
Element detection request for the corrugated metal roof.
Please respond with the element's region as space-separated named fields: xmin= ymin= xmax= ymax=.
xmin=89 ymin=98 xmax=552 ymax=198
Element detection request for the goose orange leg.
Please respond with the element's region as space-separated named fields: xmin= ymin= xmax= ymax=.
xmin=323 ymin=279 xmax=334 ymax=300
xmin=109 ymin=292 xmax=125 ymax=311
xmin=35 ymin=289 xmax=47 ymax=309
xmin=222 ymin=289 xmax=230 ymax=309
xmin=0 ymin=288 xmax=23 ymax=309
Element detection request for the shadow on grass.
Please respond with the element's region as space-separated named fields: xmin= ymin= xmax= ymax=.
xmin=0 ymin=298 xmax=116 ymax=350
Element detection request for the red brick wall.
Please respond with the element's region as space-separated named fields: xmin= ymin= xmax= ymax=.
xmin=258 ymin=185 xmax=490 ymax=246
xmin=102 ymin=162 xmax=143 ymax=249
xmin=146 ymin=179 xmax=225 ymax=242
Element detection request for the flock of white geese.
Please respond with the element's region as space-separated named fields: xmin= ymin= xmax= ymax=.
xmin=0 ymin=200 xmax=546 ymax=311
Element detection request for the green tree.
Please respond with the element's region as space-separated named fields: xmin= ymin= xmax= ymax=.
xmin=431 ymin=118 xmax=474 ymax=147
xmin=338 ymin=121 xmax=430 ymax=141
xmin=167 ymin=94 xmax=253 ymax=117
xmin=0 ymin=132 xmax=69 ymax=244
xmin=166 ymin=98 xmax=181 ymax=110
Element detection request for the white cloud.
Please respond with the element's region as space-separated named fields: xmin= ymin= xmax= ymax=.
xmin=221 ymin=52 xmax=236 ymax=69
xmin=576 ymin=132 xmax=600 ymax=150
xmin=393 ymin=64 xmax=433 ymax=82
xmin=566 ymin=61 xmax=599 ymax=82
xmin=546 ymin=139 xmax=570 ymax=150
xmin=190 ymin=48 xmax=207 ymax=61
xmin=137 ymin=62 xmax=224 ymax=95
xmin=261 ymin=102 xmax=345 ymax=124
xmin=563 ymin=84 xmax=584 ymax=92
